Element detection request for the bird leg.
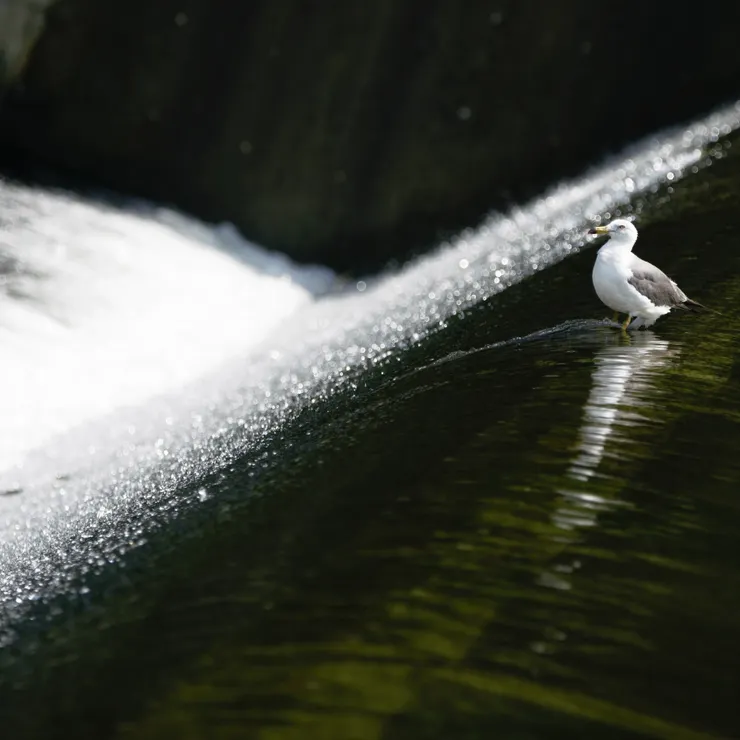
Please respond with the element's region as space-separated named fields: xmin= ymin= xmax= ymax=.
xmin=621 ymin=315 xmax=632 ymax=332
xmin=612 ymin=311 xmax=620 ymax=324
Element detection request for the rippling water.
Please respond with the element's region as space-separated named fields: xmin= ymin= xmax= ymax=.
xmin=102 ymin=318 xmax=740 ymax=739
xmin=86 ymin=313 xmax=740 ymax=740
xmin=2 ymin=103 xmax=740 ymax=738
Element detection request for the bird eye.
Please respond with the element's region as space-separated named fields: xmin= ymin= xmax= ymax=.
xmin=619 ymin=224 xmax=626 ymax=230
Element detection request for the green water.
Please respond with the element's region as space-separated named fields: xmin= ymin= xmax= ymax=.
xmin=118 ymin=329 xmax=740 ymax=740
xmin=5 ymin=147 xmax=740 ymax=740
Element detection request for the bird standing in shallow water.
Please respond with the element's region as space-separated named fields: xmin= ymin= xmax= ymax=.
xmin=589 ymin=219 xmax=705 ymax=331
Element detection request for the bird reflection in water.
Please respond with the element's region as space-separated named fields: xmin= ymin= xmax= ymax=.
xmin=537 ymin=331 xmax=681 ymax=594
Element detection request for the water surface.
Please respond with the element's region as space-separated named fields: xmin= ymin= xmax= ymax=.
xmin=2 ymin=107 xmax=740 ymax=739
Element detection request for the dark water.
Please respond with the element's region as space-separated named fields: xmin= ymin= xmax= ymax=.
xmin=121 ymin=329 xmax=740 ymax=740
xmin=4 ymin=139 xmax=740 ymax=739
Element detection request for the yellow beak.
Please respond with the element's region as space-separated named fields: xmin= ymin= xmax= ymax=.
xmin=588 ymin=225 xmax=609 ymax=235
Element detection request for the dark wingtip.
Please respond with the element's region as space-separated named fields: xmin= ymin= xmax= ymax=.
xmin=683 ymin=298 xmax=715 ymax=314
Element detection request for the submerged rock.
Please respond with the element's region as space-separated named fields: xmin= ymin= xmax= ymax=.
xmin=1 ymin=1 xmax=740 ymax=270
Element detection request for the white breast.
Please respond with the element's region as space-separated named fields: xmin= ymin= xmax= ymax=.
xmin=592 ymin=248 xmax=659 ymax=317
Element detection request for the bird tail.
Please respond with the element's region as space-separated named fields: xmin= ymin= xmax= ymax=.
xmin=683 ymin=298 xmax=706 ymax=312
xmin=682 ymin=298 xmax=721 ymax=315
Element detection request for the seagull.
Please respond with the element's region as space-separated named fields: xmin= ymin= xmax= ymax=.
xmin=589 ymin=219 xmax=705 ymax=331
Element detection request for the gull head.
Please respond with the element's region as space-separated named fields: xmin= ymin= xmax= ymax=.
xmin=588 ymin=218 xmax=638 ymax=244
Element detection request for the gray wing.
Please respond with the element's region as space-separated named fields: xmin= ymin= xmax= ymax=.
xmin=628 ymin=257 xmax=688 ymax=308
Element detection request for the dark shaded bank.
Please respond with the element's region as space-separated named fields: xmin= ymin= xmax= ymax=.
xmin=3 ymin=137 xmax=740 ymax=737
xmin=0 ymin=1 xmax=54 ymax=101
xmin=2 ymin=1 xmax=740 ymax=269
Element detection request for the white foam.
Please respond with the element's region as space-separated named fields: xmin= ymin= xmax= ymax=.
xmin=0 ymin=185 xmax=335 ymax=474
